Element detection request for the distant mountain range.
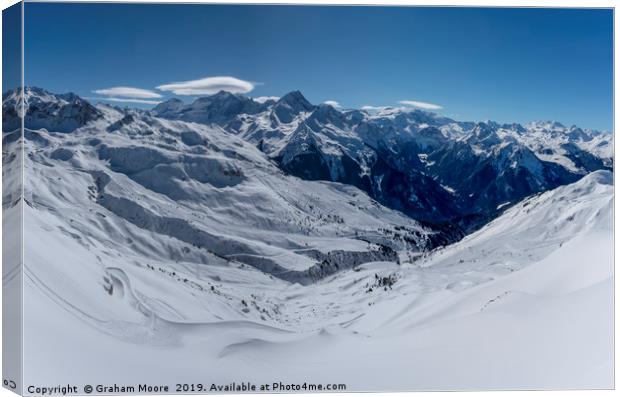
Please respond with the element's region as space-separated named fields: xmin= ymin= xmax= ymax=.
xmin=4 ymin=87 xmax=612 ymax=234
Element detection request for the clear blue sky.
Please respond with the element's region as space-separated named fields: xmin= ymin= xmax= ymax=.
xmin=3 ymin=3 xmax=21 ymax=92
xmin=24 ymin=3 xmax=613 ymax=130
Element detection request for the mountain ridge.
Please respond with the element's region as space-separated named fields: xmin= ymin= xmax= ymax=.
xmin=4 ymin=86 xmax=613 ymax=232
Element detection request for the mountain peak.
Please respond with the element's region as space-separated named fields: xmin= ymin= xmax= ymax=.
xmin=210 ymin=90 xmax=242 ymax=100
xmin=192 ymin=90 xmax=247 ymax=106
xmin=152 ymin=89 xmax=265 ymax=123
xmin=472 ymin=121 xmax=498 ymax=136
xmin=501 ymin=122 xmax=526 ymax=133
xmin=314 ymin=102 xmax=341 ymax=117
xmin=277 ymin=90 xmax=313 ymax=109
xmin=162 ymin=97 xmax=183 ymax=104
xmin=528 ymin=120 xmax=566 ymax=130
xmin=2 ymin=87 xmax=102 ymax=133
xmin=272 ymin=91 xmax=315 ymax=123
xmin=152 ymin=98 xmax=184 ymax=116
xmin=467 ymin=122 xmax=501 ymax=146
xmin=305 ymin=103 xmax=345 ymax=129
xmin=4 ymin=86 xmax=56 ymax=103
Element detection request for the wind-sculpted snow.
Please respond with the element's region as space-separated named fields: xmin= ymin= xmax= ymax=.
xmin=93 ymin=178 xmax=397 ymax=285
xmin=4 ymin=88 xmax=613 ymax=389
xmin=98 ymin=145 xmax=172 ymax=174
xmin=97 ymin=145 xmax=246 ymax=199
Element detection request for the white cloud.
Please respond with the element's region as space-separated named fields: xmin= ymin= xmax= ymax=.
xmin=398 ymin=100 xmax=443 ymax=110
xmin=253 ymin=96 xmax=280 ymax=104
xmin=361 ymin=105 xmax=388 ymax=112
xmin=93 ymin=86 xmax=162 ymax=99
xmin=324 ymin=100 xmax=341 ymax=108
xmin=86 ymin=97 xmax=162 ymax=105
xmin=157 ymin=76 xmax=255 ymax=96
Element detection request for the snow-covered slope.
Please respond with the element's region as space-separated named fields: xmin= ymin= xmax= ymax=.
xmin=2 ymin=87 xmax=613 ymax=390
xmin=20 ymin=101 xmax=441 ymax=285
xmin=21 ymin=163 xmax=613 ymax=389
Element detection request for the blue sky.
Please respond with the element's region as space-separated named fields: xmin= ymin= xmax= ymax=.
xmin=24 ymin=4 xmax=613 ymax=130
xmin=2 ymin=3 xmax=21 ymax=92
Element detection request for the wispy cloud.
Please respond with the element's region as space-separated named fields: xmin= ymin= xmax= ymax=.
xmin=93 ymin=86 xmax=162 ymax=99
xmin=157 ymin=76 xmax=255 ymax=96
xmin=86 ymin=97 xmax=162 ymax=105
xmin=361 ymin=105 xmax=389 ymax=112
xmin=253 ymin=96 xmax=279 ymax=104
xmin=398 ymin=100 xmax=443 ymax=110
xmin=324 ymin=100 xmax=341 ymax=108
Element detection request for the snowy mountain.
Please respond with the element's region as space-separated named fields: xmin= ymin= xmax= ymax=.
xmin=3 ymin=87 xmax=613 ymax=389
xmin=6 ymin=86 xmax=613 ymax=228
xmin=5 ymin=86 xmax=613 ymax=230
xmin=147 ymin=88 xmax=613 ymax=228
xmin=3 ymin=87 xmax=102 ymax=133
xmin=153 ymin=91 xmax=266 ymax=124
xmin=15 ymin=91 xmax=446 ymax=286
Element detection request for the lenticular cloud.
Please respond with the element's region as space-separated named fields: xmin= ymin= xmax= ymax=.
xmin=93 ymin=86 xmax=162 ymax=99
xmin=398 ymin=99 xmax=443 ymax=110
xmin=157 ymin=76 xmax=255 ymax=95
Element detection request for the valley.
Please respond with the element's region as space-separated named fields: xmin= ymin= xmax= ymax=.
xmin=2 ymin=87 xmax=614 ymax=389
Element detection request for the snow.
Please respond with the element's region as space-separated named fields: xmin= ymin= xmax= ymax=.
xmin=496 ymin=201 xmax=510 ymax=210
xmin=3 ymin=88 xmax=614 ymax=392
xmin=253 ymin=96 xmax=280 ymax=104
xmin=18 ymin=159 xmax=613 ymax=390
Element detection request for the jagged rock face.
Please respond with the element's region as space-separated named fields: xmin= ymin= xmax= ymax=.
xmin=306 ymin=104 xmax=345 ymax=130
xmin=467 ymin=122 xmax=502 ymax=146
xmin=3 ymin=87 xmax=102 ymax=132
xmin=271 ymin=90 xmax=315 ymax=124
xmin=423 ymin=140 xmax=581 ymax=218
xmin=560 ymin=142 xmax=609 ymax=171
xmin=277 ymin=128 xmax=371 ymax=192
xmin=366 ymin=155 xmax=458 ymax=223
